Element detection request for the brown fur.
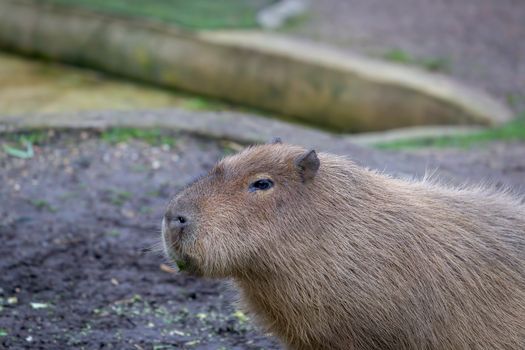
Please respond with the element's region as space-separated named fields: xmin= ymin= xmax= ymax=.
xmin=162 ymin=143 xmax=525 ymax=349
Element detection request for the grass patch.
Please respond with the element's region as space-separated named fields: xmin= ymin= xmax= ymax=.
xmin=278 ymin=11 xmax=311 ymax=31
xmin=30 ymin=199 xmax=57 ymax=212
xmin=108 ymin=189 xmax=133 ymax=206
xmin=383 ymin=49 xmax=450 ymax=73
xmin=139 ymin=206 xmax=153 ymax=214
xmin=106 ymin=229 xmax=121 ymax=237
xmin=374 ymin=115 xmax=525 ymax=150
xmin=11 ymin=131 xmax=50 ymax=145
xmin=101 ymin=128 xmax=176 ymax=146
xmin=181 ymin=97 xmax=219 ymax=111
xmin=41 ymin=0 xmax=276 ymax=29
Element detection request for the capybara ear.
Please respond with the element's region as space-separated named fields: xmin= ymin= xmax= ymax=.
xmin=295 ymin=150 xmax=320 ymax=182
xmin=269 ymin=137 xmax=282 ymax=144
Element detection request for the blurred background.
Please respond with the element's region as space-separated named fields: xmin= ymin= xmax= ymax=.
xmin=1 ymin=0 xmax=524 ymax=349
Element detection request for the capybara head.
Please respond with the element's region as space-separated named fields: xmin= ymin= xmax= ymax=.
xmin=162 ymin=143 xmax=322 ymax=277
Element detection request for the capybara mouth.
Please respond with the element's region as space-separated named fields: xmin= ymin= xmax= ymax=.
xmin=162 ymin=234 xmax=201 ymax=273
xmin=175 ymin=254 xmax=202 ymax=275
xmin=162 ymin=241 xmax=202 ymax=275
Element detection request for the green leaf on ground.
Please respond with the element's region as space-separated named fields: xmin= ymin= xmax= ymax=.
xmin=30 ymin=302 xmax=51 ymax=309
xmin=232 ymin=310 xmax=249 ymax=323
xmin=2 ymin=138 xmax=34 ymax=159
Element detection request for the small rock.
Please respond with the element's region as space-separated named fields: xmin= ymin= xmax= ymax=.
xmin=151 ymin=160 xmax=161 ymax=170
xmin=30 ymin=302 xmax=50 ymax=309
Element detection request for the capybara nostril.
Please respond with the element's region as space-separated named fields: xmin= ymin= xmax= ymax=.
xmin=173 ymin=215 xmax=188 ymax=228
xmin=166 ymin=213 xmax=190 ymax=233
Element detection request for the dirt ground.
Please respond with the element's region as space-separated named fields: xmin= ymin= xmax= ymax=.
xmin=1 ymin=130 xmax=524 ymax=349
xmin=0 ymin=131 xmax=280 ymax=350
xmin=284 ymin=0 xmax=525 ymax=112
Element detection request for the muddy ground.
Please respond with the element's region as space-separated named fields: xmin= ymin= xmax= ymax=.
xmin=0 ymin=131 xmax=280 ymax=350
xmin=1 ymin=130 xmax=524 ymax=349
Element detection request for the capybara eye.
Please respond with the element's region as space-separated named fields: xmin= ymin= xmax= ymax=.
xmin=249 ymin=179 xmax=274 ymax=192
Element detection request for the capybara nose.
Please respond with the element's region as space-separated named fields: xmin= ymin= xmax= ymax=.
xmin=165 ymin=213 xmax=190 ymax=234
xmin=173 ymin=215 xmax=189 ymax=229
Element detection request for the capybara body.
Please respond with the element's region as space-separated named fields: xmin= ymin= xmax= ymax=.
xmin=162 ymin=143 xmax=525 ymax=350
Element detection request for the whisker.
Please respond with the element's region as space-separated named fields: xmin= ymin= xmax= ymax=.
xmin=145 ymin=240 xmax=165 ymax=255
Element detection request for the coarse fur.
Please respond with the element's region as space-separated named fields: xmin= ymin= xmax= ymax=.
xmin=162 ymin=143 xmax=525 ymax=350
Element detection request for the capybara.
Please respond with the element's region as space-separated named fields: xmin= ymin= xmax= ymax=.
xmin=162 ymin=142 xmax=524 ymax=349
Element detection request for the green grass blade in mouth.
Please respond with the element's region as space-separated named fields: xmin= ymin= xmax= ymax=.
xmin=176 ymin=259 xmax=187 ymax=271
